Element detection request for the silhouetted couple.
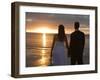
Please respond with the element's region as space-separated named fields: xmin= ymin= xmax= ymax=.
xmin=51 ymin=22 xmax=85 ymax=65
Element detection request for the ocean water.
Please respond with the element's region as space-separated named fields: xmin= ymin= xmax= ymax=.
xmin=26 ymin=33 xmax=89 ymax=67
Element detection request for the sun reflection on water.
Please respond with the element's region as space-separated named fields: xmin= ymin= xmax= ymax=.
xmin=32 ymin=32 xmax=51 ymax=66
xmin=40 ymin=48 xmax=47 ymax=66
xmin=40 ymin=33 xmax=47 ymax=66
xmin=42 ymin=49 xmax=45 ymax=54
xmin=43 ymin=33 xmax=46 ymax=47
xmin=40 ymin=56 xmax=47 ymax=66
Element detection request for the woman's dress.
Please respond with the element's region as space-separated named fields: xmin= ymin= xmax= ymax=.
xmin=52 ymin=41 xmax=70 ymax=65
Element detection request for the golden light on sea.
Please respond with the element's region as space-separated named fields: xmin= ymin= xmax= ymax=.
xmin=42 ymin=49 xmax=45 ymax=54
xmin=40 ymin=56 xmax=47 ymax=66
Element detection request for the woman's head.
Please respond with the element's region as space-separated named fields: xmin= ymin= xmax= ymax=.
xmin=58 ymin=24 xmax=66 ymax=41
xmin=58 ymin=25 xmax=64 ymax=32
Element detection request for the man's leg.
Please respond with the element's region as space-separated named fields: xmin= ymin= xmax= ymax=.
xmin=77 ymin=55 xmax=83 ymax=64
xmin=71 ymin=57 xmax=76 ymax=65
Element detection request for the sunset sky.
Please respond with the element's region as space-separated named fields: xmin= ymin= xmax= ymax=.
xmin=26 ymin=12 xmax=89 ymax=34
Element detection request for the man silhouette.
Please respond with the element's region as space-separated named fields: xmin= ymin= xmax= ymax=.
xmin=69 ymin=22 xmax=85 ymax=65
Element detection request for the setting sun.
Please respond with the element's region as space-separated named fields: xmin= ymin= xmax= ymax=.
xmin=26 ymin=26 xmax=58 ymax=34
xmin=40 ymin=27 xmax=50 ymax=33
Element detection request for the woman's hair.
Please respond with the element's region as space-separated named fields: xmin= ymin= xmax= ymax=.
xmin=58 ymin=24 xmax=66 ymax=41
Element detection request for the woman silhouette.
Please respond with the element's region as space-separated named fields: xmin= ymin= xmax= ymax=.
xmin=51 ymin=25 xmax=70 ymax=65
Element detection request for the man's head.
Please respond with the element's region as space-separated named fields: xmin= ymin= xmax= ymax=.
xmin=74 ymin=22 xmax=80 ymax=30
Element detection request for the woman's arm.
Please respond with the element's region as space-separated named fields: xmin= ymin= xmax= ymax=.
xmin=51 ymin=35 xmax=56 ymax=52
xmin=65 ymin=35 xmax=68 ymax=49
xmin=50 ymin=34 xmax=56 ymax=65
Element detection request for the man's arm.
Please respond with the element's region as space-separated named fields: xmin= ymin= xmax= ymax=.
xmin=82 ymin=33 xmax=85 ymax=49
